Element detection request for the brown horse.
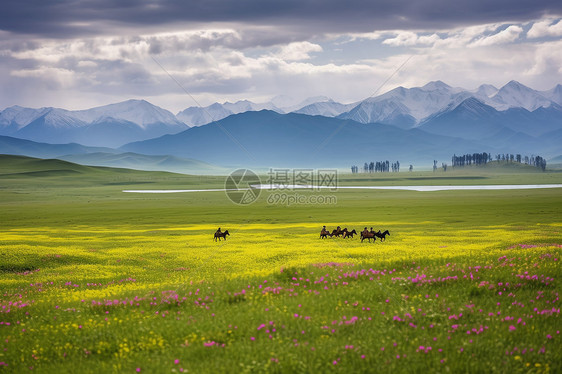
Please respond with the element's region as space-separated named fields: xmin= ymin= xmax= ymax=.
xmin=320 ymin=228 xmax=332 ymax=239
xmin=214 ymin=230 xmax=230 ymax=241
xmin=343 ymin=229 xmax=357 ymax=238
xmin=374 ymin=230 xmax=390 ymax=241
xmin=333 ymin=227 xmax=349 ymax=237
xmin=360 ymin=230 xmax=376 ymax=242
xmin=330 ymin=227 xmax=342 ymax=237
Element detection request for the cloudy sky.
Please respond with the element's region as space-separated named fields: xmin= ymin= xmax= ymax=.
xmin=1 ymin=0 xmax=561 ymax=113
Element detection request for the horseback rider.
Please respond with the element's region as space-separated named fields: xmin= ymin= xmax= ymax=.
xmin=216 ymin=227 xmax=222 ymax=235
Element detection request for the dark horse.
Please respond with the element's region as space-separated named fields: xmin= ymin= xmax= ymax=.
xmin=374 ymin=230 xmax=390 ymax=241
xmin=343 ymin=229 xmax=357 ymax=238
xmin=331 ymin=227 xmax=346 ymax=238
xmin=320 ymin=228 xmax=332 ymax=239
xmin=360 ymin=230 xmax=376 ymax=242
xmin=214 ymin=230 xmax=230 ymax=241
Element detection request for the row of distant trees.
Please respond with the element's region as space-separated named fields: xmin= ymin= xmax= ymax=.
xmin=451 ymin=152 xmax=492 ymax=167
xmin=449 ymin=152 xmax=546 ymax=170
xmin=351 ymin=152 xmax=548 ymax=174
xmin=494 ymin=153 xmax=547 ymax=170
xmin=350 ymin=161 xmax=402 ymax=173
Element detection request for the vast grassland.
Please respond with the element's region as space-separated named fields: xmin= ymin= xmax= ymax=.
xmin=0 ymin=155 xmax=560 ymax=373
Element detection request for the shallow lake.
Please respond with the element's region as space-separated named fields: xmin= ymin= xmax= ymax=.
xmin=123 ymin=184 xmax=562 ymax=193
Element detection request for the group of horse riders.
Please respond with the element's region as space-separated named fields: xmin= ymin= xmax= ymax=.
xmin=320 ymin=225 xmax=356 ymax=239
xmin=213 ymin=226 xmax=389 ymax=242
xmin=320 ymin=225 xmax=390 ymax=242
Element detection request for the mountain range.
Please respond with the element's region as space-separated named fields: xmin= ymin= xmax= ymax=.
xmin=122 ymin=108 xmax=562 ymax=167
xmin=176 ymin=80 xmax=562 ymax=129
xmin=0 ymin=135 xmax=224 ymax=174
xmin=1 ymin=80 xmax=561 ymax=169
xmin=0 ymin=100 xmax=189 ymax=148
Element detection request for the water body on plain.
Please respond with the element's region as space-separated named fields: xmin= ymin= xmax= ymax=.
xmin=123 ymin=184 xmax=562 ymax=193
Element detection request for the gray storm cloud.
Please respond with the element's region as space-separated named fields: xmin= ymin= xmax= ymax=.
xmin=2 ymin=0 xmax=561 ymax=38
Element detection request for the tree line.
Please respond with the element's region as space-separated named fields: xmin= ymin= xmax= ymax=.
xmin=451 ymin=152 xmax=492 ymax=167
xmin=351 ymin=161 xmax=401 ymax=173
xmin=450 ymin=152 xmax=546 ymax=170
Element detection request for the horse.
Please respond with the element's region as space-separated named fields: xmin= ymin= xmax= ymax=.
xmin=374 ymin=230 xmax=390 ymax=242
xmin=334 ymin=227 xmax=349 ymax=238
xmin=360 ymin=230 xmax=376 ymax=242
xmin=331 ymin=227 xmax=343 ymax=237
xmin=214 ymin=230 xmax=230 ymax=241
xmin=320 ymin=228 xmax=332 ymax=239
xmin=343 ymin=229 xmax=357 ymax=238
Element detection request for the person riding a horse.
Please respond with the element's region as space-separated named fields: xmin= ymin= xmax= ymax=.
xmin=214 ymin=228 xmax=230 ymax=241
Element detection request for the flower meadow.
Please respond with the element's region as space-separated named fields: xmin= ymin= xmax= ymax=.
xmin=0 ymin=223 xmax=560 ymax=373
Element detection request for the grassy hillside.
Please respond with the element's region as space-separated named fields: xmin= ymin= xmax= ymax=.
xmin=58 ymin=152 xmax=228 ymax=175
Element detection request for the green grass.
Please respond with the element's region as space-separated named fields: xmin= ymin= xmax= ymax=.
xmin=0 ymin=155 xmax=561 ymax=373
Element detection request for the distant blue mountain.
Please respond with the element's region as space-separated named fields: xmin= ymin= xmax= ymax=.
xmin=121 ymin=110 xmax=496 ymax=167
xmin=0 ymin=135 xmax=221 ymax=174
xmin=418 ymin=97 xmax=562 ymax=140
xmin=0 ymin=135 xmax=116 ymax=159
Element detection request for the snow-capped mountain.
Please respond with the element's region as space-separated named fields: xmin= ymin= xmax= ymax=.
xmin=293 ymin=99 xmax=356 ymax=117
xmin=70 ymin=99 xmax=186 ymax=128
xmin=541 ymin=84 xmax=562 ymax=106
xmin=0 ymin=106 xmax=51 ymax=131
xmin=222 ymin=100 xmax=281 ymax=114
xmin=176 ymin=96 xmax=344 ymax=126
xmin=177 ymin=100 xmax=283 ymax=127
xmin=473 ymin=84 xmax=499 ymax=98
xmin=337 ymin=81 xmax=465 ymax=127
xmin=336 ymin=80 xmax=560 ymax=128
xmin=338 ymin=97 xmax=416 ymax=128
xmin=175 ymin=81 xmax=560 ymax=129
xmin=0 ymin=100 xmax=189 ymax=147
xmin=488 ymin=80 xmax=554 ymax=111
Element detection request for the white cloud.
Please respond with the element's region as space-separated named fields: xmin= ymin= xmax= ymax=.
xmin=527 ymin=19 xmax=562 ymax=38
xmin=382 ymin=31 xmax=440 ymax=47
xmin=351 ymin=23 xmax=510 ymax=49
xmin=273 ymin=41 xmax=323 ymax=61
xmin=524 ymin=40 xmax=562 ymax=76
xmin=77 ymin=60 xmax=98 ymax=68
xmin=431 ymin=23 xmax=500 ymax=48
xmin=344 ymin=31 xmax=384 ymax=41
xmin=469 ymin=25 xmax=523 ymax=47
